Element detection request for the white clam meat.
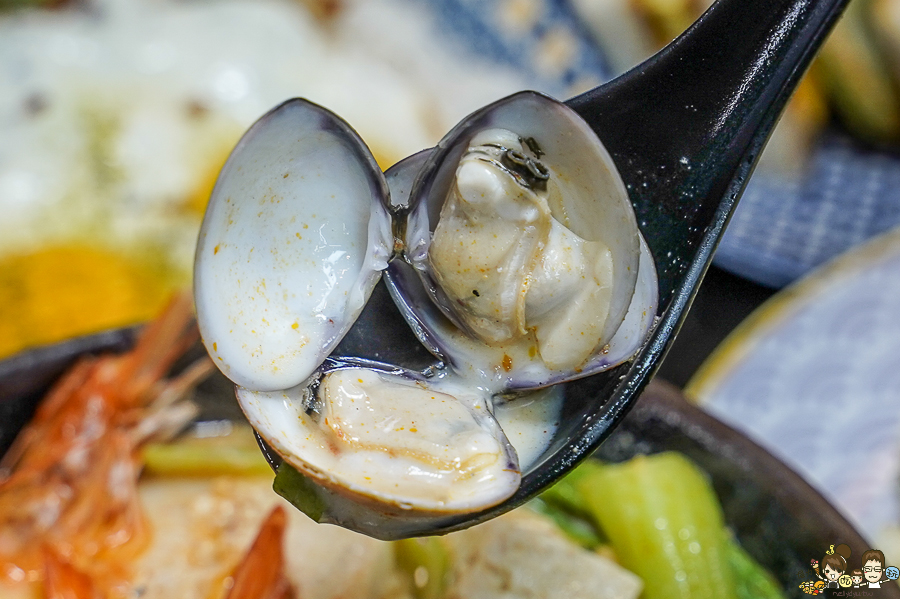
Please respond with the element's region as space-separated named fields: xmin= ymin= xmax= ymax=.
xmin=428 ymin=128 xmax=618 ymax=370
xmin=240 ymin=364 xmax=519 ymax=513
xmin=193 ymin=92 xmax=657 ymax=529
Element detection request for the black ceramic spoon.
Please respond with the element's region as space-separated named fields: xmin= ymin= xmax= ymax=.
xmin=257 ymin=0 xmax=851 ymax=538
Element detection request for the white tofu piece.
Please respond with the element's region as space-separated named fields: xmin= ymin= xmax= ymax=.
xmin=443 ymin=509 xmax=642 ymax=599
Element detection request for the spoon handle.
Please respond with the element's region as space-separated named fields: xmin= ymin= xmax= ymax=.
xmin=567 ymin=0 xmax=848 ymax=302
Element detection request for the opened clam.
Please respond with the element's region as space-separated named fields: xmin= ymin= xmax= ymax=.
xmin=193 ymin=92 xmax=657 ymax=533
xmin=396 ymin=92 xmax=658 ymax=391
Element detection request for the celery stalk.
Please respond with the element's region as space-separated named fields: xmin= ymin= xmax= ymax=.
xmin=577 ymin=452 xmax=738 ymax=599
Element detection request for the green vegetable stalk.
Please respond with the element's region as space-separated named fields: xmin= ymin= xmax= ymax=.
xmin=532 ymin=459 xmax=609 ymax=549
xmin=0 ymin=0 xmax=65 ymax=11
xmin=540 ymin=458 xmax=606 ymax=516
xmin=527 ymin=497 xmax=605 ymax=550
xmin=141 ymin=426 xmax=272 ymax=477
xmin=577 ymin=452 xmax=738 ymax=599
xmin=272 ymin=462 xmax=328 ymax=522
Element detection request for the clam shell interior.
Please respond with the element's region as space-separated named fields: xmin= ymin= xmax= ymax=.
xmin=385 ymin=235 xmax=658 ymax=390
xmin=387 ymin=96 xmax=658 ymax=390
xmin=194 ymin=99 xmax=392 ymax=392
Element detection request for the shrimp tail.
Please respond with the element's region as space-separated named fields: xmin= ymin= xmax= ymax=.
xmin=0 ymin=358 xmax=96 ymax=477
xmin=0 ymin=292 xmax=211 ymax=591
xmin=225 ymin=506 xmax=295 ymax=599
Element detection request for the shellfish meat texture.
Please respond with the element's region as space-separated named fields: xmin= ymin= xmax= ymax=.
xmin=194 ymin=99 xmax=525 ymax=519
xmin=428 ymin=127 xmax=618 ymax=371
xmin=239 ymin=365 xmax=520 ymax=513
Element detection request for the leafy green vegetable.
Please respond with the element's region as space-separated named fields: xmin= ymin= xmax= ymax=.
xmin=725 ymin=536 xmax=785 ymax=599
xmin=272 ymin=462 xmax=327 ymax=522
xmin=576 ymin=452 xmax=738 ymax=599
xmin=0 ymin=0 xmax=64 ymax=11
xmin=539 ymin=459 xmax=606 ymax=517
xmin=527 ymin=497 xmax=605 ymax=549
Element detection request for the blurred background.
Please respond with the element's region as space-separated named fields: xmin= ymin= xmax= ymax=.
xmin=2 ymin=0 xmax=900 ymax=564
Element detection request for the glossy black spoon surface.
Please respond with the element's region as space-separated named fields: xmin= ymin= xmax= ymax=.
xmin=252 ymin=0 xmax=851 ymax=537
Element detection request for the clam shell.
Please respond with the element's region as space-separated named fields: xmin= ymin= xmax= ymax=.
xmin=194 ymin=98 xmax=392 ymax=392
xmin=386 ymin=233 xmax=658 ymax=390
xmin=193 ymin=92 xmax=658 ymax=528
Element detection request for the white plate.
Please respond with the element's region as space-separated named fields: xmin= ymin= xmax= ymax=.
xmin=687 ymin=225 xmax=900 ymax=542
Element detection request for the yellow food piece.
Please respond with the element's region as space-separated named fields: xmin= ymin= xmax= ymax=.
xmin=756 ymin=70 xmax=830 ymax=175
xmin=141 ymin=426 xmax=272 ymax=477
xmin=790 ymin=67 xmax=830 ymax=128
xmin=371 ymin=147 xmax=398 ymax=171
xmin=817 ymin=0 xmax=900 ymax=142
xmin=630 ymin=0 xmax=699 ymax=45
xmin=0 ymin=244 xmax=178 ymax=358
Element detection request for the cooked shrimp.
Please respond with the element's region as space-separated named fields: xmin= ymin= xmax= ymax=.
xmin=42 ymin=546 xmax=99 ymax=599
xmin=225 ymin=505 xmax=295 ymax=599
xmin=0 ymin=293 xmax=213 ymax=595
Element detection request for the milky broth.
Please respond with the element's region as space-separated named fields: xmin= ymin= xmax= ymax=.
xmin=493 ymin=386 xmax=563 ymax=471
